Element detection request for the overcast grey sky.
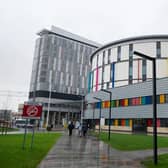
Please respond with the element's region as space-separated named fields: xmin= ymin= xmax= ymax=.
xmin=0 ymin=0 xmax=168 ymax=111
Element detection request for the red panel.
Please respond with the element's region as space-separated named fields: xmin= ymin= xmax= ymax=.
xmin=147 ymin=119 xmax=152 ymax=127
xmin=121 ymin=119 xmax=125 ymax=126
xmin=157 ymin=119 xmax=160 ymax=127
xmin=95 ymin=68 xmax=98 ymax=91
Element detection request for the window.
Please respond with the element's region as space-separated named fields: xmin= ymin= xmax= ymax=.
xmin=117 ymin=46 xmax=121 ymax=61
xmin=156 ymin=41 xmax=161 ymax=58
xmin=108 ymin=49 xmax=111 ymax=63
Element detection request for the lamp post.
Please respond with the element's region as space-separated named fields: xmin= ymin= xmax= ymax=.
xmin=80 ymin=95 xmax=85 ymax=125
xmin=92 ymin=103 xmax=95 ymax=130
xmin=93 ymin=97 xmax=102 ymax=135
xmin=133 ymin=51 xmax=157 ymax=165
xmin=101 ymin=89 xmax=112 ymax=141
xmin=46 ymin=70 xmax=52 ymax=129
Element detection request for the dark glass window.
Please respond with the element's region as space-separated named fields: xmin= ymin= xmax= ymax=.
xmin=117 ymin=46 xmax=121 ymax=61
xmin=142 ymin=59 xmax=146 ymax=81
xmin=118 ymin=119 xmax=121 ymax=126
xmin=156 ymin=41 xmax=161 ymax=58
xmin=103 ymin=51 xmax=105 ymax=65
xmin=108 ymin=49 xmax=111 ymax=63
xmin=160 ymin=119 xmax=168 ymax=127
xmin=165 ymin=94 xmax=168 ymax=103
xmin=128 ymin=98 xmax=132 ymax=106
xmin=129 ymin=44 xmax=133 ymax=59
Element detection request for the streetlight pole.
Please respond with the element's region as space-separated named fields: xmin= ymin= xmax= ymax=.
xmin=46 ymin=70 xmax=52 ymax=129
xmin=92 ymin=103 xmax=95 ymax=130
xmin=101 ymin=89 xmax=112 ymax=141
xmin=80 ymin=95 xmax=84 ymax=125
xmin=93 ymin=97 xmax=102 ymax=135
xmin=133 ymin=51 xmax=157 ymax=165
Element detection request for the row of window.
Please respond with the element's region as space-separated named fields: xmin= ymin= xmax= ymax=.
xmin=88 ymin=94 xmax=168 ymax=109
xmin=103 ymin=119 xmax=168 ymax=127
xmin=92 ymin=41 xmax=162 ymax=70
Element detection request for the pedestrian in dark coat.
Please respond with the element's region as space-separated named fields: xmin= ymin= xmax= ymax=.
xmin=68 ymin=121 xmax=74 ymax=136
xmin=82 ymin=123 xmax=88 ymax=137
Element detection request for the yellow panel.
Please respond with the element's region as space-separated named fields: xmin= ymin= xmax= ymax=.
xmin=107 ymin=101 xmax=110 ymax=108
xmin=139 ymin=97 xmax=142 ymax=105
xmin=114 ymin=119 xmax=118 ymax=126
xmin=116 ymin=100 xmax=119 ymax=107
xmin=124 ymin=99 xmax=128 ymax=106
xmin=102 ymin=102 xmax=105 ymax=108
xmin=160 ymin=94 xmax=165 ymax=104
xmin=129 ymin=119 xmax=132 ymax=127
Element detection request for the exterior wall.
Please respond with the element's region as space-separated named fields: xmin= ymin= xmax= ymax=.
xmin=86 ymin=36 xmax=168 ymax=133
xmin=89 ymin=38 xmax=168 ymax=92
xmin=29 ymin=26 xmax=100 ymax=126
xmin=30 ymin=34 xmax=97 ymax=95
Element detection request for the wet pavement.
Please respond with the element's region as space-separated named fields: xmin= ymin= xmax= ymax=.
xmin=38 ymin=131 xmax=168 ymax=168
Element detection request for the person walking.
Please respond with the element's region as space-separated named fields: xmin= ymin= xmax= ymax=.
xmin=68 ymin=121 xmax=74 ymax=136
xmin=82 ymin=123 xmax=88 ymax=137
xmin=78 ymin=123 xmax=82 ymax=137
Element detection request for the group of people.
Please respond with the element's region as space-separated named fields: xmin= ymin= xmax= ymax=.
xmin=68 ymin=121 xmax=88 ymax=137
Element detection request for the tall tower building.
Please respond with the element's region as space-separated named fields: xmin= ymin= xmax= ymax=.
xmin=29 ymin=26 xmax=101 ymax=127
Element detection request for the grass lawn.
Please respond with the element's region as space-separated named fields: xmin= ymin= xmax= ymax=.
xmin=0 ymin=127 xmax=19 ymax=132
xmin=96 ymin=132 xmax=168 ymax=151
xmin=142 ymin=154 xmax=168 ymax=168
xmin=0 ymin=132 xmax=62 ymax=168
xmin=94 ymin=132 xmax=168 ymax=167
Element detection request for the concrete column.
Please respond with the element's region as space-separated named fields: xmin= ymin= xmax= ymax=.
xmin=53 ymin=112 xmax=56 ymax=128
xmin=40 ymin=111 xmax=45 ymax=128
xmin=58 ymin=111 xmax=61 ymax=126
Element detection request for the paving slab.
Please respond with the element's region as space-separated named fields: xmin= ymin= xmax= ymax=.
xmin=38 ymin=131 xmax=168 ymax=168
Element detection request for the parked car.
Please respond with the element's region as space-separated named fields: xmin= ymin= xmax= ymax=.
xmin=15 ymin=119 xmax=34 ymax=128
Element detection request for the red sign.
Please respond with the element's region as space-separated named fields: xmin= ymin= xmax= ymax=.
xmin=22 ymin=105 xmax=42 ymax=119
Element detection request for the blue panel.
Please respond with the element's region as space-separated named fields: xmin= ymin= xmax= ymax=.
xmin=146 ymin=96 xmax=152 ymax=104
xmin=88 ymin=72 xmax=91 ymax=93
xmin=111 ymin=63 xmax=115 ymax=88
xmin=96 ymin=102 xmax=101 ymax=108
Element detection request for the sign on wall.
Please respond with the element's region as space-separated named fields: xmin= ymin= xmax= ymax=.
xmin=22 ymin=105 xmax=42 ymax=119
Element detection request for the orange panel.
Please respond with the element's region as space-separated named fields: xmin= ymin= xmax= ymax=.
xmin=124 ymin=99 xmax=128 ymax=106
xmin=160 ymin=94 xmax=165 ymax=104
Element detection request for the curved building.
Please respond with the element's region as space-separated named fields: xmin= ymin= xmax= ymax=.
xmin=85 ymin=35 xmax=168 ymax=134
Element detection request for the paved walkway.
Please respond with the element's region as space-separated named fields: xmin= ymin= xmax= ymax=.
xmin=38 ymin=131 xmax=168 ymax=168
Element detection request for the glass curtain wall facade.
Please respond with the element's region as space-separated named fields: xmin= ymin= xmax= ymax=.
xmin=29 ymin=26 xmax=101 ymax=127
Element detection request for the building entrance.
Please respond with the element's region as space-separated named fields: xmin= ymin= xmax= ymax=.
xmin=132 ymin=119 xmax=147 ymax=133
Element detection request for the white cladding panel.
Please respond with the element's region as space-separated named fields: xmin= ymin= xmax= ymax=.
xmin=133 ymin=60 xmax=142 ymax=80
xmin=104 ymin=65 xmax=110 ymax=82
xmin=133 ymin=42 xmax=156 ymax=58
xmin=157 ymin=59 xmax=168 ymax=78
xmin=121 ymin=45 xmax=129 ymax=61
xmin=115 ymin=62 xmax=129 ymax=81
xmin=111 ymin=47 xmax=117 ymax=63
xmin=104 ymin=50 xmax=108 ymax=64
xmin=115 ymin=80 xmax=128 ymax=87
xmin=92 ymin=56 xmax=97 ymax=70
xmin=147 ymin=61 xmax=152 ymax=79
xmin=98 ymin=52 xmax=103 ymax=66
xmin=161 ymin=42 xmax=168 ymax=57
xmin=93 ymin=70 xmax=96 ymax=85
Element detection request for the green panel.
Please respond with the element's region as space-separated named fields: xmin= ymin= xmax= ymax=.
xmin=141 ymin=97 xmax=146 ymax=105
xmin=125 ymin=119 xmax=129 ymax=126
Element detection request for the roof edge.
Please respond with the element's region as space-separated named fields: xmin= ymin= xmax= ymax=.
xmin=90 ymin=35 xmax=168 ymax=61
